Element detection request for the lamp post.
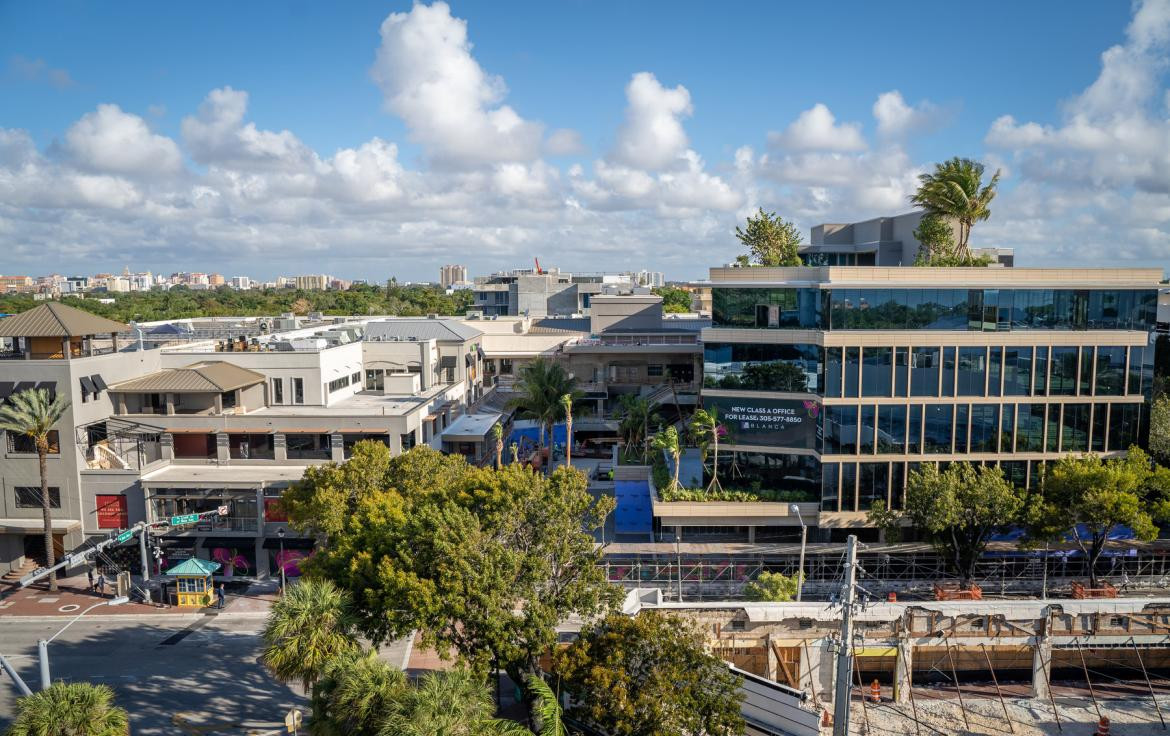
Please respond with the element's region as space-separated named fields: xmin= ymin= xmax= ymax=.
xmin=277 ymin=528 xmax=286 ymax=595
xmin=38 ymin=596 xmax=129 ymax=689
xmin=790 ymin=504 xmax=807 ymax=602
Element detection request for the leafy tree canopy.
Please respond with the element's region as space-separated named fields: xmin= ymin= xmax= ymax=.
xmin=734 ymin=208 xmax=802 ymax=267
xmin=744 ymin=571 xmax=800 ymax=602
xmin=909 ymin=157 xmax=1000 ymax=259
xmin=5 ymin=681 xmax=130 ymax=736
xmin=552 ymin=611 xmax=745 ymax=736
xmin=651 ymin=286 xmax=692 ymax=313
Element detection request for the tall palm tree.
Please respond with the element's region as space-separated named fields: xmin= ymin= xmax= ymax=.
xmin=651 ymin=427 xmax=682 ymax=491
xmin=524 ymin=675 xmax=567 ymax=736
xmin=311 ymin=650 xmax=408 ymax=736
xmin=616 ymin=395 xmax=657 ymax=463
xmin=379 ymin=669 xmax=531 ymax=736
xmin=560 ymin=394 xmax=574 ymax=468
xmin=5 ymin=681 xmax=129 ymax=736
xmin=491 ymin=423 xmax=504 ymax=469
xmin=507 ymin=358 xmax=582 ymax=462
xmin=909 ymin=157 xmax=1000 ymax=260
xmin=0 ymin=388 xmax=70 ymax=591
xmin=262 ymin=578 xmax=360 ymax=692
xmin=688 ymin=408 xmax=723 ymax=493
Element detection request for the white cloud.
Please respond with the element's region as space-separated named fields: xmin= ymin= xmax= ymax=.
xmin=181 ymin=87 xmax=318 ymax=171
xmin=610 ymin=72 xmax=692 ymax=169
xmin=8 ymin=55 xmax=75 ymax=89
xmin=768 ymin=103 xmax=866 ymax=152
xmin=873 ymin=91 xmax=945 ymax=138
xmin=370 ymin=1 xmax=543 ymax=167
xmin=64 ymin=104 xmax=184 ymax=176
xmin=545 ymin=128 xmax=586 ymax=157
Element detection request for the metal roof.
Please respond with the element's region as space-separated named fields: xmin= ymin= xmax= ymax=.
xmin=365 ymin=318 xmax=483 ymax=342
xmin=108 ymin=361 xmax=265 ymax=394
xmin=164 ymin=558 xmax=221 ymax=576
xmin=0 ymin=302 xmax=130 ymax=337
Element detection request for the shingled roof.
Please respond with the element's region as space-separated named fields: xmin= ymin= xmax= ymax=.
xmin=108 ymin=361 xmax=266 ymax=394
xmin=0 ymin=302 xmax=130 ymax=338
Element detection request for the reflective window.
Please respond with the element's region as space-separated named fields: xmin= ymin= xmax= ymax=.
xmin=957 ymin=348 xmax=986 ymax=396
xmin=910 ymin=347 xmax=940 ymax=397
xmin=859 ymin=463 xmax=889 ymax=511
xmin=890 ymin=463 xmax=906 ymax=510
xmin=894 ymin=347 xmax=909 ymax=397
xmin=1091 ymin=403 xmax=1108 ymax=452
xmin=708 ymin=452 xmax=820 ymax=501
xmin=840 ymin=463 xmax=857 ymax=511
xmin=824 ymin=347 xmax=842 ymax=398
xmin=1016 ymin=404 xmax=1045 ymax=452
xmin=1079 ymin=347 xmax=1094 ymax=395
xmin=1128 ymin=346 xmax=1143 ymax=395
xmin=877 ymin=405 xmax=906 ymax=454
xmin=1061 ymin=403 xmax=1090 ymax=452
xmin=1034 ymin=346 xmax=1049 ymax=396
xmin=844 ymin=348 xmax=860 ymax=398
xmin=941 ymin=347 xmax=956 ymax=397
xmin=954 ymin=404 xmax=970 ymax=453
xmin=1001 ymin=461 xmax=1027 ymax=489
xmin=1046 ymin=405 xmax=1061 ymax=452
xmin=712 ymin=288 xmax=824 ymax=329
xmin=923 ymin=404 xmax=953 ymax=453
xmin=859 ymin=406 xmax=876 ymax=454
xmin=1049 ymin=348 xmax=1079 ymax=396
xmin=823 ymin=406 xmax=858 ymax=454
xmin=988 ymin=347 xmax=1003 ymax=396
xmin=861 ymin=347 xmax=893 ymax=397
xmin=821 ymin=463 xmax=839 ymax=511
xmin=906 ymin=404 xmax=923 ymax=453
xmin=1003 ymin=347 xmax=1032 ymax=396
xmin=1000 ymin=405 xmax=1015 ymax=453
xmin=1108 ymin=403 xmax=1140 ymax=451
xmin=970 ymin=405 xmax=1000 ymax=453
xmin=1094 ymin=346 xmax=1126 ymax=396
xmin=703 ymin=343 xmax=820 ymax=393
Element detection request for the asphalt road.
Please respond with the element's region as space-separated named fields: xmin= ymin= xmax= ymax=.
xmin=0 ymin=616 xmax=409 ymax=734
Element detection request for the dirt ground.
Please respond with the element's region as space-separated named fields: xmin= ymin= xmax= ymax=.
xmin=851 ymin=694 xmax=1170 ymax=735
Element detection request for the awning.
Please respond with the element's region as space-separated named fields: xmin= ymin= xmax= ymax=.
xmin=262 ymin=537 xmax=316 ymax=550
xmin=465 ymin=353 xmax=473 ymax=366
xmin=91 ymin=374 xmax=109 ymax=392
xmin=0 ymin=518 xmax=81 ymax=533
xmin=284 ymin=429 xmax=331 ymax=434
xmin=339 ymin=429 xmax=388 ymax=435
xmin=79 ymin=376 xmax=97 ymax=394
xmin=164 ymin=558 xmax=220 ymax=576
xmin=225 ymin=428 xmax=274 ymax=434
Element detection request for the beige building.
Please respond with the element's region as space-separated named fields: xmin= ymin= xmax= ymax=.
xmin=293 ymin=274 xmax=329 ymax=291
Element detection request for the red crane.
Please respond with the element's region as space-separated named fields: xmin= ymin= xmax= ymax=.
xmin=534 ymin=257 xmax=543 ymax=275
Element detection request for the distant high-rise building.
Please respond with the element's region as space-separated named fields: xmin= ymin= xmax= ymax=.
xmin=208 ymin=273 xmax=225 ymax=286
xmin=231 ymin=276 xmax=252 ymax=290
xmin=440 ymin=264 xmax=469 ymax=288
xmin=294 ymin=274 xmax=330 ymax=291
xmin=635 ymin=270 xmax=665 ymax=288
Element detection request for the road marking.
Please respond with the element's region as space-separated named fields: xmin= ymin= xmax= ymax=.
xmin=157 ymin=616 xmax=214 ymax=647
xmin=58 ymin=604 xmax=80 ymax=612
xmin=36 ymin=597 xmax=59 ymax=603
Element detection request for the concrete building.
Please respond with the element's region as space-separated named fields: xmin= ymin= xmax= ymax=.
xmin=439 ymin=264 xmax=469 ymax=288
xmin=801 ymin=211 xmax=1014 ymax=267
xmin=662 ymin=265 xmax=1162 ymax=542
xmin=293 ymin=274 xmax=329 ymax=291
xmin=471 ymin=268 xmax=647 ymax=318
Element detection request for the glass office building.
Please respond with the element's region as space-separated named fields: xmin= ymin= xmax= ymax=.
xmin=700 ymin=266 xmax=1161 ymax=535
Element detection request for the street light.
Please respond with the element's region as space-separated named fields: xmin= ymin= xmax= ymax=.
xmin=38 ymin=596 xmax=128 ymax=689
xmin=276 ymin=527 xmax=286 ymax=595
xmin=790 ymin=504 xmax=807 ymax=602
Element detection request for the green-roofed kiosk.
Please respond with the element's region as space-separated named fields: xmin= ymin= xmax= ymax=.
xmin=165 ymin=557 xmax=221 ymax=607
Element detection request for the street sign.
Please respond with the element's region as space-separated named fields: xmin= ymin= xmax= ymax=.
xmin=170 ymin=513 xmax=200 ymax=526
xmin=285 ymin=708 xmax=302 ymax=734
xmin=216 ymin=505 xmax=229 ymax=516
xmin=116 ymin=530 xmax=134 ymax=544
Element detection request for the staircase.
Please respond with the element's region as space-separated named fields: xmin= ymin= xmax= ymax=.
xmin=2 ymin=559 xmax=37 ymax=585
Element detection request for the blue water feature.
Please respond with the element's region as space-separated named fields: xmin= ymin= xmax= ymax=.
xmin=614 ymin=479 xmax=653 ymax=535
xmin=508 ymin=422 xmax=567 ymax=455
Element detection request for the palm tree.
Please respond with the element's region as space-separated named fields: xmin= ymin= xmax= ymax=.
xmin=560 ymin=394 xmax=574 ymax=468
xmin=491 ymin=423 xmax=504 ymax=469
xmin=909 ymin=157 xmax=1000 ymax=260
xmin=261 ymin=578 xmax=360 ymax=692
xmin=525 ymin=675 xmax=568 ymax=736
xmin=379 ymin=669 xmax=531 ymax=736
xmin=688 ymin=408 xmax=723 ymax=493
xmin=5 ymin=681 xmax=129 ymax=736
xmin=311 ymin=650 xmax=408 ymax=736
xmin=510 ymin=441 xmax=520 ymax=464
xmin=616 ymin=395 xmax=657 ymax=463
xmin=651 ymin=427 xmax=682 ymax=491
xmin=507 ymin=358 xmax=581 ymax=463
xmin=0 ymin=388 xmax=70 ymax=591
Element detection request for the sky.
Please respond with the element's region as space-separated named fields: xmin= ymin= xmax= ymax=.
xmin=1 ymin=0 xmax=1168 ymax=282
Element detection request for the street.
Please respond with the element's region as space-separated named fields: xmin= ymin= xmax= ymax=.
xmin=0 ymin=615 xmax=409 ymax=734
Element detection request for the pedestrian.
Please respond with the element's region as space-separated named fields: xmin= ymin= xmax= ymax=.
xmin=216 ymin=584 xmax=225 ymax=610
xmin=96 ymin=573 xmax=106 ymax=598
xmin=87 ymin=568 xmax=94 ymax=592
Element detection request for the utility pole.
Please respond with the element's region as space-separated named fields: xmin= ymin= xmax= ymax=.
xmin=138 ymin=527 xmax=152 ymax=604
xmin=833 ymin=535 xmax=859 ymax=736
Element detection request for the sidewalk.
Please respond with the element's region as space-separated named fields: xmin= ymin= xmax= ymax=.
xmin=0 ymin=573 xmax=276 ymax=618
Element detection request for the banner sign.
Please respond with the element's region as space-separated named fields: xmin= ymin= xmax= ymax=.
xmin=701 ymin=396 xmax=819 ymax=450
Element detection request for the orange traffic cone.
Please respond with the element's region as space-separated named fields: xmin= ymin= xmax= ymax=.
xmin=869 ymin=679 xmax=881 ymax=703
xmin=1095 ymin=716 xmax=1110 ymax=736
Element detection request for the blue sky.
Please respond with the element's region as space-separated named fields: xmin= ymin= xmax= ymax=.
xmin=0 ymin=1 xmax=1166 ymax=281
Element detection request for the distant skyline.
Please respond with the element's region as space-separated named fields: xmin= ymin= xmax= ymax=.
xmin=1 ymin=1 xmax=1168 ymax=281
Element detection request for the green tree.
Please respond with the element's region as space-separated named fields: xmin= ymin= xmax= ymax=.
xmin=735 ymin=208 xmax=802 ymax=267
xmin=1150 ymin=395 xmax=1170 ymax=466
xmin=869 ymin=462 xmax=1024 ymax=584
xmin=651 ymin=426 xmax=682 ymax=491
xmin=5 ymin=681 xmax=129 ymax=736
xmin=0 ymin=388 xmax=70 ymax=591
xmin=744 ymin=571 xmax=800 ymax=602
xmin=291 ymin=448 xmax=618 ymax=723
xmin=688 ymin=408 xmax=723 ymax=493
xmin=311 ymin=650 xmax=408 ymax=736
xmin=560 ymin=394 xmax=574 ymax=468
xmin=1030 ymin=448 xmax=1160 ymax=587
xmin=261 ymin=578 xmax=360 ymax=691
xmin=507 ymin=358 xmax=580 ymax=457
xmin=280 ymin=440 xmax=393 ymax=537
xmin=616 ymin=395 xmax=657 ymax=463
xmin=383 ymin=669 xmax=529 ymax=736
xmin=911 ymin=212 xmax=957 ymax=264
xmin=552 ymin=611 xmax=744 ymax=736
xmin=491 ymin=423 xmax=504 ymax=469
xmin=909 ymin=157 xmax=1001 ymax=260
xmin=651 ymin=286 xmax=692 ymax=313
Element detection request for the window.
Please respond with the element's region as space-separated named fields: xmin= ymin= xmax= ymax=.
xmin=400 ymin=430 xmax=418 ymax=450
xmin=1000 ymin=404 xmax=1015 ymax=453
xmin=273 ymin=378 xmax=284 ymax=404
xmin=1016 ymin=404 xmax=1045 ymax=452
xmin=954 ymin=404 xmax=970 ymax=453
xmin=1003 ymin=348 xmax=1032 ymax=396
xmin=1128 ymin=347 xmax=1143 ymax=395
xmin=987 ymin=348 xmax=1002 ymax=397
xmin=1094 ymin=347 xmax=1126 ymax=396
xmin=647 ymin=364 xmax=664 ymax=378
xmin=285 ymin=433 xmax=331 ymax=460
xmin=351 ymin=371 xmax=361 ymax=385
xmin=293 ymin=377 xmax=304 ymax=404
xmin=910 ymin=347 xmax=940 ymax=397
xmin=840 ymin=463 xmax=857 ymax=511
xmin=1108 ymin=403 xmax=1139 ymax=451
xmin=861 ymin=348 xmax=893 ymax=397
xmin=821 ymin=463 xmax=839 ymax=511
xmin=7 ymin=430 xmax=59 ymax=454
xmin=1079 ymin=347 xmax=1094 ymax=396
xmin=969 ymin=405 xmax=999 ymax=453
xmin=823 ymin=406 xmax=858 ymax=454
xmin=923 ymin=405 xmax=952 ymax=453
xmin=877 ymin=405 xmax=906 ymax=454
xmin=703 ymin=343 xmax=819 ymax=392
xmin=1034 ymin=347 xmax=1049 ymax=396
xmin=957 ymin=347 xmax=986 ymax=396
xmin=859 ymin=406 xmax=876 ymax=454
xmin=1061 ymin=403 xmax=1090 ymax=453
xmin=15 ymin=486 xmax=61 ymax=508
xmin=894 ymin=348 xmax=909 ymax=397
xmin=844 ymin=348 xmax=860 ymax=398
xmin=499 ymin=359 xmax=514 ymax=375
xmin=858 ymin=463 xmax=889 ymax=510
xmin=941 ymin=347 xmax=956 ymax=397
xmin=890 ymin=463 xmax=906 ymax=510
xmin=906 ymin=405 xmax=923 ymax=454
xmin=824 ymin=348 xmax=842 ymax=398
xmin=229 ymin=433 xmax=275 ymax=460
xmin=1049 ymin=348 xmax=1079 ymax=396
xmin=712 ymin=287 xmax=824 ymax=329
xmin=1091 ymin=403 xmax=1108 ymax=452
xmin=328 ymin=375 xmax=351 ymax=393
